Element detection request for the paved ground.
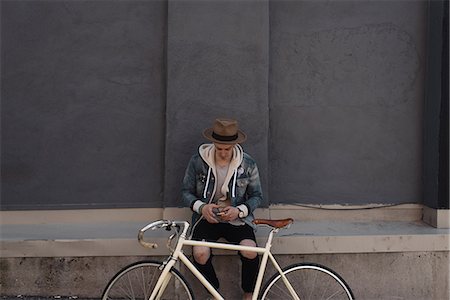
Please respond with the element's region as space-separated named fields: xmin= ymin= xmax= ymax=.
xmin=0 ymin=295 xmax=98 ymax=300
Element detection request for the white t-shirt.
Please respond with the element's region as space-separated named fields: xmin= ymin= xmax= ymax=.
xmin=214 ymin=163 xmax=230 ymax=207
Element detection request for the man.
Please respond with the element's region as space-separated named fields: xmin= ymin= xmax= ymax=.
xmin=182 ymin=118 xmax=263 ymax=300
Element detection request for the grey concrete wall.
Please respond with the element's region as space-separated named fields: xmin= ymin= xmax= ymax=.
xmin=269 ymin=0 xmax=427 ymax=204
xmin=1 ymin=0 xmax=431 ymax=209
xmin=1 ymin=252 xmax=448 ymax=299
xmin=1 ymin=0 xmax=167 ymax=209
xmin=164 ymin=0 xmax=269 ymax=207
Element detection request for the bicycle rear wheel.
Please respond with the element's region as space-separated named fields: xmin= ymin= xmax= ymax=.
xmin=260 ymin=263 xmax=354 ymax=300
xmin=102 ymin=260 xmax=194 ymax=300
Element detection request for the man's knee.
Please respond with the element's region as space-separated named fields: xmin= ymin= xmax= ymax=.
xmin=239 ymin=239 xmax=257 ymax=259
xmin=193 ymin=246 xmax=210 ymax=265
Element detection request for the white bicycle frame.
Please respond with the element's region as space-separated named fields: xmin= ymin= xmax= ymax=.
xmin=139 ymin=220 xmax=300 ymax=300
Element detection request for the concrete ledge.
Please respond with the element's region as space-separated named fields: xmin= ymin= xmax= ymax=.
xmin=1 ymin=220 xmax=448 ymax=257
xmin=1 ymin=204 xmax=449 ymax=258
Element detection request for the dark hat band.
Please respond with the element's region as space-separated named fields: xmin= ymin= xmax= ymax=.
xmin=212 ymin=132 xmax=238 ymax=142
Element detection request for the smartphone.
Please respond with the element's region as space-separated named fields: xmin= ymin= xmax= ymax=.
xmin=212 ymin=207 xmax=225 ymax=216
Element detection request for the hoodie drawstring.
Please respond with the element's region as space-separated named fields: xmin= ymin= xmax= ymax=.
xmin=203 ymin=167 xmax=212 ymax=199
xmin=202 ymin=166 xmax=238 ymax=200
xmin=232 ymin=169 xmax=237 ymax=198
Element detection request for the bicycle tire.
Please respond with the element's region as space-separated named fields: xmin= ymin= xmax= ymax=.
xmin=260 ymin=262 xmax=354 ymax=300
xmin=102 ymin=260 xmax=194 ymax=300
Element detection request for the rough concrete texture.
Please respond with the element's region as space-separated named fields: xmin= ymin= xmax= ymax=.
xmin=1 ymin=0 xmax=167 ymax=209
xmin=269 ymin=0 xmax=427 ymax=204
xmin=2 ymin=0 xmax=435 ymax=211
xmin=1 ymin=252 xmax=448 ymax=299
xmin=164 ymin=0 xmax=270 ymax=207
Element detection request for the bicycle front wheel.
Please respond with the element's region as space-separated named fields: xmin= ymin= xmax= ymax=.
xmin=102 ymin=260 xmax=194 ymax=300
xmin=260 ymin=263 xmax=354 ymax=300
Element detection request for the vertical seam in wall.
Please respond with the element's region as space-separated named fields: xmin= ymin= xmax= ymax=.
xmin=267 ymin=0 xmax=272 ymax=215
xmin=161 ymin=0 xmax=169 ymax=209
xmin=438 ymin=0 xmax=449 ymax=208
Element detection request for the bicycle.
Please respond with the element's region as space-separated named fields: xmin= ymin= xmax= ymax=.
xmin=102 ymin=218 xmax=354 ymax=300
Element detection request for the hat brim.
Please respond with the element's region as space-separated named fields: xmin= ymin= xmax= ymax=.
xmin=202 ymin=128 xmax=247 ymax=144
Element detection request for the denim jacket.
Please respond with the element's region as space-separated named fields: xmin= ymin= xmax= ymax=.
xmin=182 ymin=147 xmax=262 ymax=228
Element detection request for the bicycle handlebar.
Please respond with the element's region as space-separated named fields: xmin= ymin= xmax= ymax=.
xmin=138 ymin=219 xmax=190 ymax=249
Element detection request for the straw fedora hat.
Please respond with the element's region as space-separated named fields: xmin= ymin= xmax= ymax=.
xmin=203 ymin=118 xmax=247 ymax=144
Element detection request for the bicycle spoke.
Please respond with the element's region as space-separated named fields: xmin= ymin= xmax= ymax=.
xmin=127 ymin=272 xmax=136 ymax=298
xmin=261 ymin=264 xmax=353 ymax=300
xmin=307 ymin=267 xmax=318 ymax=300
xmin=321 ymin=281 xmax=329 ymax=299
xmin=102 ymin=262 xmax=193 ymax=300
xmin=116 ymin=279 xmax=134 ymax=299
xmin=325 ymin=289 xmax=345 ymax=300
xmin=140 ymin=266 xmax=147 ymax=299
xmin=268 ymin=280 xmax=294 ymax=299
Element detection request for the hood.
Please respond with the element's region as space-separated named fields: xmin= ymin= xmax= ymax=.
xmin=198 ymin=143 xmax=244 ymax=199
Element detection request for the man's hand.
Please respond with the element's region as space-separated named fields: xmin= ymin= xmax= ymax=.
xmin=201 ymin=203 xmax=220 ymax=223
xmin=220 ymin=206 xmax=239 ymax=222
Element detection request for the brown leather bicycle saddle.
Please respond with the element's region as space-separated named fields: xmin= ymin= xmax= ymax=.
xmin=252 ymin=218 xmax=294 ymax=228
